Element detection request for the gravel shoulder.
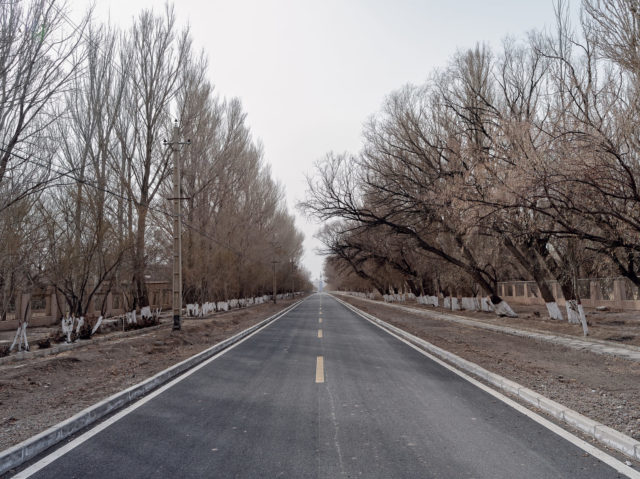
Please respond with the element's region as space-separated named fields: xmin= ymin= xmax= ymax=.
xmin=337 ymin=295 xmax=640 ymax=443
xmin=0 ymin=299 xmax=301 ymax=451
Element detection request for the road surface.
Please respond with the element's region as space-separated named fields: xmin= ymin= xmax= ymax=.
xmin=15 ymin=293 xmax=631 ymax=478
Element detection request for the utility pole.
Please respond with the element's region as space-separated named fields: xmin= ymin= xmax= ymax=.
xmin=290 ymin=261 xmax=295 ymax=297
xmin=165 ymin=120 xmax=190 ymax=331
xmin=272 ymin=260 xmax=279 ymax=304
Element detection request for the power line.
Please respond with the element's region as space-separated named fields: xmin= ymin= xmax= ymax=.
xmin=3 ymin=5 xmax=275 ymax=262
xmin=0 ymin=144 xmax=245 ymax=257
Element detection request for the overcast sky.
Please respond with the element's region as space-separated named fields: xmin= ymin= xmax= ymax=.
xmin=75 ymin=0 xmax=579 ymax=282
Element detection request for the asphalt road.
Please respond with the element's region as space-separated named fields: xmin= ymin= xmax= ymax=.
xmin=18 ymin=293 xmax=629 ymax=478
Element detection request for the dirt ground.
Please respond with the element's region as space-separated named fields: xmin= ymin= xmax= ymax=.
xmin=339 ymin=296 xmax=640 ymax=443
xmin=0 ymin=299 xmax=300 ymax=451
xmin=404 ymin=299 xmax=640 ymax=347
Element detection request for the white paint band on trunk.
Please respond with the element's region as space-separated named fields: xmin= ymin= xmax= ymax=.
xmin=495 ymin=300 xmax=518 ymax=318
xmin=545 ymin=302 xmax=564 ymax=321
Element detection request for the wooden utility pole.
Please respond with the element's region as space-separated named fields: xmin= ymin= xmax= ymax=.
xmin=166 ymin=120 xmax=190 ymax=331
xmin=290 ymin=261 xmax=295 ymax=297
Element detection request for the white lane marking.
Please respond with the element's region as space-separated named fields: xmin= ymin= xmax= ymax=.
xmin=14 ymin=300 xmax=307 ymax=478
xmin=334 ymin=296 xmax=640 ymax=479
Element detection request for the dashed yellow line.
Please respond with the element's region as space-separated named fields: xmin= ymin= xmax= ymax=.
xmin=318 ymin=329 xmax=323 ymax=338
xmin=316 ymin=356 xmax=324 ymax=383
xmin=319 ymin=317 xmax=322 ymax=323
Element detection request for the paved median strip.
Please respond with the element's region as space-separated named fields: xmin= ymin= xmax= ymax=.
xmin=333 ymin=295 xmax=640 ymax=466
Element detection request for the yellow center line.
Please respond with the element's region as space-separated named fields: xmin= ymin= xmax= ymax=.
xmin=318 ymin=329 xmax=323 ymax=338
xmin=319 ymin=317 xmax=322 ymax=323
xmin=316 ymin=356 xmax=324 ymax=383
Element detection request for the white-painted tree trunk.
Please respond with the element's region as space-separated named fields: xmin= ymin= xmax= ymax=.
xmin=91 ymin=316 xmax=103 ymax=335
xmin=126 ymin=310 xmax=137 ymax=324
xmin=566 ymin=300 xmax=588 ymax=335
xmin=461 ymin=297 xmax=479 ymax=311
xmin=451 ymin=297 xmax=460 ymax=311
xmin=481 ymin=297 xmax=495 ymax=312
xmin=566 ymin=300 xmax=581 ymax=324
xmin=9 ymin=323 xmax=29 ymax=352
xmin=20 ymin=323 xmax=28 ymax=351
xmin=578 ymin=303 xmax=588 ymax=336
xmin=495 ymin=300 xmax=518 ymax=318
xmin=75 ymin=317 xmax=84 ymax=334
xmin=61 ymin=316 xmax=73 ymax=342
xmin=545 ymin=301 xmax=564 ymax=321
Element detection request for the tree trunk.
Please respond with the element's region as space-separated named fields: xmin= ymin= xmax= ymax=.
xmin=502 ymin=237 xmax=563 ymax=320
xmin=132 ymin=205 xmax=149 ymax=308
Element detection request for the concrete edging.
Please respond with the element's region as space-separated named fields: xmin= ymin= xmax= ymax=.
xmin=333 ymin=294 xmax=640 ymax=463
xmin=0 ymin=300 xmax=302 ymax=476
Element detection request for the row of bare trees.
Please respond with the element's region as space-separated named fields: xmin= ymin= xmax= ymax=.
xmin=0 ymin=0 xmax=311 ymax=334
xmin=303 ymin=0 xmax=636 ymax=324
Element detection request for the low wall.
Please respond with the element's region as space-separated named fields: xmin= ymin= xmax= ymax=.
xmin=0 ymin=283 xmax=173 ymax=331
xmin=498 ymin=278 xmax=640 ymax=311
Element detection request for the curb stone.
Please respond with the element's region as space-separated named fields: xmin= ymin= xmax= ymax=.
xmin=0 ymin=300 xmax=303 ymax=476
xmin=333 ymin=294 xmax=640 ymax=463
xmin=334 ymin=293 xmax=640 ymax=361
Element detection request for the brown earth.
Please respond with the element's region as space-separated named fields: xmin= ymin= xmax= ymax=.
xmin=338 ymin=295 xmax=640 ymax=443
xmin=406 ymin=300 xmax=640 ymax=347
xmin=0 ymin=299 xmax=300 ymax=451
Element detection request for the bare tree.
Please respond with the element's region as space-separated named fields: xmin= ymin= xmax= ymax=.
xmin=114 ymin=5 xmax=191 ymax=309
xmin=0 ymin=0 xmax=88 ymax=209
xmin=43 ymin=22 xmax=128 ymax=320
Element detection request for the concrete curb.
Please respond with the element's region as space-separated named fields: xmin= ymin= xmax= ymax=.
xmin=334 ymin=293 xmax=640 ymax=361
xmin=0 ymin=300 xmax=302 ymax=476
xmin=334 ymin=295 xmax=640 ymax=463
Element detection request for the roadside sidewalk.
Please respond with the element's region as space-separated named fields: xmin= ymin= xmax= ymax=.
xmin=334 ymin=293 xmax=640 ymax=362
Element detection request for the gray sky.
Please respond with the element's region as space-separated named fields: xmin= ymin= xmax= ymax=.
xmin=77 ymin=0 xmax=578 ymax=282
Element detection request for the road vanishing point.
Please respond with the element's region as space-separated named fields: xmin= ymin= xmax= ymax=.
xmin=13 ymin=294 xmax=635 ymax=478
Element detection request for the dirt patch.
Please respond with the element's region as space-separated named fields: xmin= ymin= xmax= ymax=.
xmin=397 ymin=300 xmax=640 ymax=347
xmin=339 ymin=296 xmax=640 ymax=442
xmin=0 ymin=299 xmax=300 ymax=451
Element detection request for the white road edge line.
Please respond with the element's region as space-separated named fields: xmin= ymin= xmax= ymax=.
xmin=334 ymin=296 xmax=640 ymax=479
xmin=13 ymin=298 xmax=307 ymax=479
